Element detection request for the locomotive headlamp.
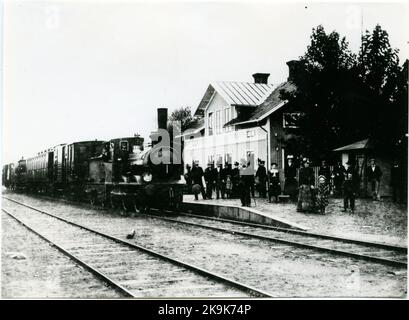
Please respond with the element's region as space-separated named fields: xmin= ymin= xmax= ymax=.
xmin=143 ymin=173 xmax=152 ymax=182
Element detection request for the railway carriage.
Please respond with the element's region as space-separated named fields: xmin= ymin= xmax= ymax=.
xmin=11 ymin=158 xmax=28 ymax=191
xmin=26 ymin=149 xmax=52 ymax=192
xmin=2 ymin=163 xmax=16 ymax=189
xmin=6 ymin=141 xmax=104 ymax=196
xmin=57 ymin=140 xmax=105 ymax=197
xmin=2 ymin=108 xmax=185 ymax=213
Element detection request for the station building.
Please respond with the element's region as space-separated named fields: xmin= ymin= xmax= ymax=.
xmin=181 ymin=61 xmax=300 ymax=181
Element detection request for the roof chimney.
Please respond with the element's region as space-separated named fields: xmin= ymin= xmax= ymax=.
xmin=286 ymin=60 xmax=305 ymax=82
xmin=157 ymin=108 xmax=168 ymax=130
xmin=252 ymin=73 xmax=270 ymax=84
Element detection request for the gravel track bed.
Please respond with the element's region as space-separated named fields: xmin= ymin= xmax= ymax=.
xmin=184 ymin=195 xmax=407 ymax=246
xmin=3 ymin=202 xmax=247 ymax=298
xmin=1 ymin=212 xmax=121 ymax=298
xmin=3 ymin=193 xmax=407 ymax=298
xmin=162 ymin=214 xmax=407 ymax=262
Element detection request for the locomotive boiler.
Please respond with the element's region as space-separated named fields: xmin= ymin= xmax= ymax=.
xmin=2 ymin=108 xmax=184 ymax=214
xmin=85 ymin=108 xmax=185 ymax=212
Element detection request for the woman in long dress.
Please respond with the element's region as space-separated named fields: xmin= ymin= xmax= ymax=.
xmin=284 ymin=157 xmax=297 ymax=201
xmin=268 ymin=163 xmax=281 ymax=203
xmin=297 ymin=159 xmax=315 ymax=212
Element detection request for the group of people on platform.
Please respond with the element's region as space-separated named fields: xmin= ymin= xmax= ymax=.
xmin=184 ymin=156 xmax=385 ymax=214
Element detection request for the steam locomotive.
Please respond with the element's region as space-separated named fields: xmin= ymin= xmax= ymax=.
xmin=2 ymin=108 xmax=185 ymax=213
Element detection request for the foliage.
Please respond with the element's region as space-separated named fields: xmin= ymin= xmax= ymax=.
xmin=280 ymin=24 xmax=407 ymax=162
xmin=169 ymin=106 xmax=197 ymax=132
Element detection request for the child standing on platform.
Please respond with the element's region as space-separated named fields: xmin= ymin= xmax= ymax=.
xmin=316 ymin=175 xmax=330 ymax=214
xmin=342 ymin=173 xmax=356 ymax=213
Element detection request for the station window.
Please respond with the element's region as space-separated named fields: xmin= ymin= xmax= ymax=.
xmin=216 ymin=110 xmax=221 ymax=134
xmin=224 ymin=107 xmax=232 ymax=132
xmin=208 ymin=155 xmax=215 ymax=165
xmin=208 ymin=112 xmax=213 ymax=136
xmin=224 ymin=153 xmax=232 ymax=165
xmin=283 ymin=113 xmax=302 ymax=128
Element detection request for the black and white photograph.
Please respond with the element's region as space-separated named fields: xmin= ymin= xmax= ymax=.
xmin=1 ymin=0 xmax=408 ymax=303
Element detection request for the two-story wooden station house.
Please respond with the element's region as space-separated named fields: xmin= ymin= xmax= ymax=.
xmin=182 ymin=61 xmax=301 ymax=181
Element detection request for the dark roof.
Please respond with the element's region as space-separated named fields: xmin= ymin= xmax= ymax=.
xmin=224 ymin=81 xmax=297 ymax=126
xmin=333 ymin=139 xmax=375 ymax=152
xmin=180 ymin=118 xmax=205 ymax=137
xmin=224 ymin=116 xmax=249 ymax=127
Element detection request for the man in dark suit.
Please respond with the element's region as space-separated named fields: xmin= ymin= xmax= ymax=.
xmin=391 ymin=161 xmax=403 ymax=203
xmin=333 ymin=161 xmax=346 ymax=196
xmin=255 ymin=160 xmax=267 ymax=198
xmin=204 ymin=162 xmax=215 ymax=199
xmin=214 ymin=162 xmax=227 ymax=199
xmin=231 ymin=162 xmax=240 ymax=198
xmin=239 ymin=163 xmax=252 ymax=206
xmin=190 ymin=161 xmax=206 ymax=200
xmin=367 ymin=158 xmax=382 ymax=200
xmin=284 ymin=157 xmax=297 ymax=201
xmin=345 ymin=160 xmax=360 ymax=193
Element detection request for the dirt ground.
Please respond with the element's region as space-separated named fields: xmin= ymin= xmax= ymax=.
xmin=1 ymin=212 xmax=121 ymax=298
xmin=185 ymin=194 xmax=407 ymax=246
xmin=2 ymin=193 xmax=406 ymax=298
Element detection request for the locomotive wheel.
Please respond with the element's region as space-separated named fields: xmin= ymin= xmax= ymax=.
xmin=89 ymin=191 xmax=98 ymax=206
xmin=110 ymin=197 xmax=116 ymax=209
xmin=133 ymin=203 xmax=140 ymax=214
xmin=135 ymin=204 xmax=148 ymax=214
xmin=120 ymin=199 xmax=127 ymax=216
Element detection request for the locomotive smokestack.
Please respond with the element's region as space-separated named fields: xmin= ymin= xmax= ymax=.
xmin=157 ymin=108 xmax=168 ymax=130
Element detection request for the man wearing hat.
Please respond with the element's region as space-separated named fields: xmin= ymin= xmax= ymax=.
xmin=284 ymin=156 xmax=297 ymax=201
xmin=367 ymin=158 xmax=382 ymax=200
xmin=191 ymin=161 xmax=206 ymax=200
xmin=214 ymin=161 xmax=227 ymax=199
xmin=297 ymin=158 xmax=315 ymax=212
xmin=255 ymin=160 xmax=267 ymax=198
xmin=239 ymin=163 xmax=252 ymax=206
xmin=345 ymin=160 xmax=360 ymax=191
xmin=231 ymin=162 xmax=240 ymax=198
xmin=204 ymin=162 xmax=215 ymax=199
xmin=342 ymin=172 xmax=357 ymax=213
xmin=333 ymin=161 xmax=346 ymax=196
xmin=224 ymin=162 xmax=233 ymax=198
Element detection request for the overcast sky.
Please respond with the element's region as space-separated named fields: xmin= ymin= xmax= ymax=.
xmin=2 ymin=0 xmax=409 ymax=163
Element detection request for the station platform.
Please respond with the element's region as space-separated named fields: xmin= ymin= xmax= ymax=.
xmin=181 ymin=195 xmax=310 ymax=231
xmin=182 ymin=194 xmax=408 ymax=246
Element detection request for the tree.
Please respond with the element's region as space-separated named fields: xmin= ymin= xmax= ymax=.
xmin=280 ymin=24 xmax=407 ymax=162
xmin=359 ymin=25 xmax=400 ymax=97
xmin=358 ymin=25 xmax=404 ymax=146
xmin=169 ymin=106 xmax=197 ymax=132
xmin=280 ymin=25 xmax=361 ymax=161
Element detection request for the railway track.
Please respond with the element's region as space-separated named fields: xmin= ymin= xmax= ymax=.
xmin=4 ymin=194 xmax=407 ymax=269
xmin=2 ymin=197 xmax=272 ymax=298
xmin=143 ymin=210 xmax=407 ymax=268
